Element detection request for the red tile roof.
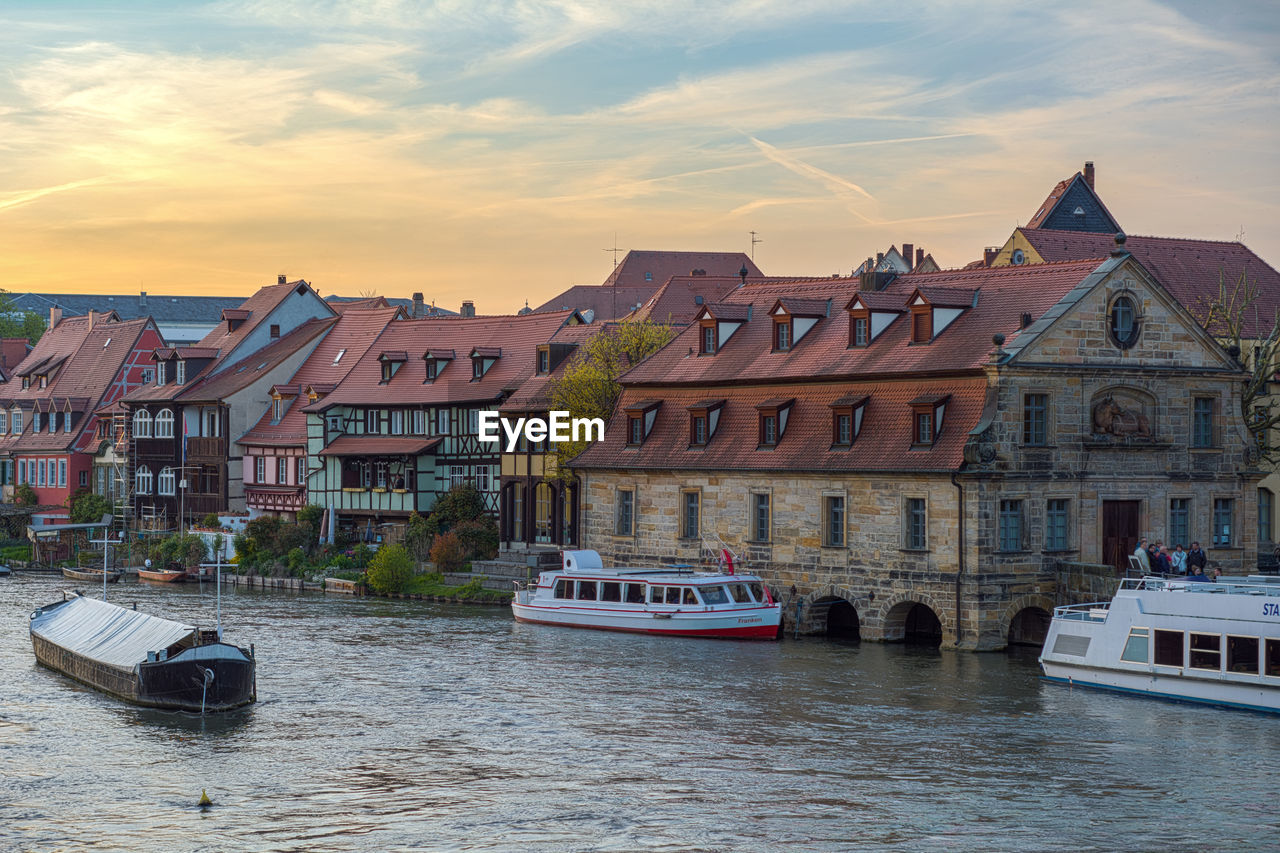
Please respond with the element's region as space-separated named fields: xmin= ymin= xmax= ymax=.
xmin=574 ymin=378 xmax=988 ymax=473
xmin=319 ymin=436 xmax=442 ymax=457
xmin=176 ymin=318 xmax=335 ymax=403
xmin=1018 ymin=229 xmax=1280 ymax=337
xmin=619 ymin=260 xmax=1106 ymax=386
xmin=533 ymin=283 xmax=658 ymax=320
xmin=628 ymin=275 xmax=743 ymax=325
xmin=307 ymin=310 xmax=581 ymax=411
xmin=239 ymin=307 xmax=402 ymax=447
xmin=500 ymin=321 xmax=602 ymax=413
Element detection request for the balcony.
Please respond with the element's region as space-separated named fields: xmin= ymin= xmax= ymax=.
xmin=185 ymin=436 xmax=226 ymax=458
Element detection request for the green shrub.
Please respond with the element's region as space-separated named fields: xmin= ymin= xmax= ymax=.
xmin=352 ymin=543 xmax=374 ymax=569
xmin=201 ymin=513 xmax=222 ymax=529
xmin=15 ymin=484 xmax=37 ymax=507
xmin=403 ymin=512 xmax=433 ymax=561
xmin=69 ymin=489 xmax=112 ymax=524
xmin=149 ymin=533 xmax=208 ymax=569
xmin=429 ymin=531 xmax=465 ymax=573
xmin=366 ymin=543 xmax=413 ymax=595
xmin=425 ymin=484 xmax=486 ymax=536
xmin=454 ymin=517 xmax=499 ymax=561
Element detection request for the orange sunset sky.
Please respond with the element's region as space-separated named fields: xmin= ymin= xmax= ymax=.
xmin=2 ymin=1 xmax=1277 ymax=315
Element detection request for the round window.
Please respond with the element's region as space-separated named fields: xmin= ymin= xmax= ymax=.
xmin=1011 ymin=248 xmax=1025 ymax=265
xmin=1109 ymin=295 xmax=1140 ymax=349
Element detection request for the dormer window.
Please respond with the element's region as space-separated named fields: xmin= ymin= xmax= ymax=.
xmin=156 ymin=361 xmax=166 ymax=385
xmin=272 ymin=397 xmax=284 ymax=423
xmin=175 ymin=360 xmax=186 ymax=385
xmin=21 ymin=377 xmax=29 ymax=390
xmin=907 ymin=288 xmax=972 ymax=344
xmin=853 ymin=316 xmax=868 ymax=346
xmin=470 ymin=347 xmax=501 ymax=381
xmin=426 ymin=359 xmax=439 ymax=381
xmin=830 ymin=395 xmax=868 ymax=448
xmin=11 ymin=409 xmax=22 ymax=434
xmin=911 ymin=305 xmax=932 ymax=343
xmin=536 ymin=348 xmax=550 ymax=375
xmin=686 ymin=400 xmax=725 ymax=447
xmin=769 ymin=299 xmax=826 ymax=352
xmin=693 ymin=303 xmax=748 ymax=354
xmin=774 ymin=319 xmax=791 ymax=351
xmin=422 ymin=349 xmax=455 ymax=382
xmin=755 ymin=398 xmax=795 ymax=448
xmin=39 ymin=375 xmax=47 ymax=389
xmin=48 ymin=411 xmax=56 ymax=434
xmin=222 ymin=308 xmax=249 ymax=333
xmin=378 ymin=351 xmax=407 ymax=383
xmin=623 ymin=400 xmax=662 ymax=447
xmin=32 ymin=412 xmax=40 ymax=433
xmin=910 ymin=394 xmax=950 ymax=448
xmin=700 ymin=324 xmax=716 ymax=355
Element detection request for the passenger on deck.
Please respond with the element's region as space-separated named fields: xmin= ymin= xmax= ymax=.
xmin=1170 ymin=545 xmax=1188 ymax=575
xmin=1186 ymin=566 xmax=1211 ymax=583
xmin=1154 ymin=545 xmax=1172 ymax=576
xmin=1133 ymin=539 xmax=1151 ymax=573
xmin=1187 ymin=542 xmax=1208 ymax=573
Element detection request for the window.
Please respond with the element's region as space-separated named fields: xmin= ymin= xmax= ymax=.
xmin=1023 ymin=393 xmax=1048 ymax=445
xmin=366 ymin=409 xmax=380 ymax=434
xmin=472 ymin=359 xmax=484 ymax=379
xmin=136 ymin=465 xmax=152 ymax=495
xmin=1153 ymin=629 xmax=1183 ymax=667
xmin=158 ymin=467 xmax=176 ymax=495
xmin=1261 ymin=489 xmax=1274 ymax=543
xmin=270 ymin=324 xmax=280 ymax=338
xmin=537 ymin=349 xmax=550 ymax=374
xmin=853 ymin=316 xmax=868 ymax=347
xmin=37 ymin=460 xmax=46 ymax=487
xmin=272 ymin=398 xmax=284 ymax=422
xmin=48 ymin=413 xmax=56 ymax=434
xmin=600 ymin=582 xmax=621 ymax=603
xmin=468 ymin=410 xmax=478 ymax=435
xmin=1189 ymin=633 xmax=1221 ymax=671
xmin=425 ymin=359 xmax=439 ymax=381
xmin=0 ymin=411 xmax=6 ymax=433
xmin=438 ymin=409 xmax=450 ymax=435
xmin=175 ymin=360 xmax=186 ymax=384
xmin=412 ymin=410 xmax=425 ymax=435
xmin=256 ymin=456 xmax=266 ymax=484
xmin=64 ymin=411 xmax=72 ymax=434
xmin=297 ymin=457 xmax=306 ymax=485
xmin=450 ymin=465 xmax=466 ymax=488
xmin=914 ymin=411 xmax=933 ymax=445
xmin=824 ymin=496 xmax=845 ymax=547
xmin=691 ymin=415 xmax=707 ymax=446
xmin=681 ymin=491 xmax=700 ymax=539
xmin=1046 ymin=498 xmax=1069 ymax=551
xmin=156 ymin=361 xmax=166 ymax=385
xmin=1170 ymin=498 xmax=1190 ymax=548
xmin=615 ymin=489 xmax=634 ymax=536
xmin=906 ymin=498 xmax=927 ymax=550
xmin=1109 ymin=295 xmax=1139 ymax=349
xmin=834 ymin=413 xmax=852 ymax=445
xmin=628 ymin=416 xmax=643 ymax=446
xmin=999 ymin=499 xmax=1023 ymax=552
xmin=475 ymin=466 xmax=491 ymax=493
xmin=133 ymin=409 xmax=152 ymax=438
xmin=1227 ymin=636 xmax=1259 ymax=674
xmin=554 ymin=579 xmax=572 ymax=599
xmin=1213 ymin=498 xmax=1234 ymax=547
xmin=375 ymin=462 xmax=387 ymax=489
xmin=327 ymin=413 xmax=343 ymax=436
xmin=278 ymin=457 xmax=289 ymax=485
xmin=751 ymin=493 xmax=771 ymax=542
xmin=154 ymin=409 xmax=174 ymax=438
xmin=58 ymin=459 xmax=66 ymax=488
xmin=912 ymin=309 xmax=932 ymax=343
xmin=32 ymin=412 xmax=40 ymax=433
xmin=1192 ymin=398 xmax=1215 ymax=448
xmin=79 ymin=469 xmax=87 ymax=488
xmin=11 ymin=409 xmax=20 ymax=435
xmin=701 ymin=325 xmax=716 ymax=355
xmin=760 ymin=414 xmax=777 ymax=446
xmin=774 ymin=321 xmax=791 ymax=351
xmin=1121 ymin=627 xmax=1149 ymax=663
xmin=17 ymin=460 xmax=25 ymax=485
xmin=391 ymin=410 xmax=405 ymax=435
xmin=644 ymin=271 xmax=653 ymax=281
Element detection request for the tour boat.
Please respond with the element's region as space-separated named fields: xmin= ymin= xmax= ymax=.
xmin=29 ymin=592 xmax=256 ymax=713
xmin=1040 ymin=576 xmax=1280 ymax=713
xmin=511 ymin=549 xmax=782 ymax=639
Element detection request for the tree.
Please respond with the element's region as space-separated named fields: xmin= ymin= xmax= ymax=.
xmin=366 ymin=543 xmax=413 ymax=594
xmin=1192 ymin=268 xmax=1280 ymax=466
xmin=403 ymin=511 xmax=433 ymax=561
xmin=68 ymin=489 xmax=112 ymax=524
xmin=0 ymin=290 xmax=47 ymax=345
xmin=545 ymin=318 xmax=675 ymax=483
xmin=425 ymin=483 xmax=486 ymax=536
xmin=14 ymin=484 xmax=37 ymax=507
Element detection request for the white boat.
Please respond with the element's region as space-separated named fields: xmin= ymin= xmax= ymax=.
xmin=512 ymin=550 xmax=782 ymax=640
xmin=1040 ymin=576 xmax=1280 ymax=713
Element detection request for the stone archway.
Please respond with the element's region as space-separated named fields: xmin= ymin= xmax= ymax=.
xmin=795 ymin=584 xmax=862 ymax=638
xmin=1001 ymin=594 xmax=1056 ymax=648
xmin=878 ymin=591 xmax=949 ymax=647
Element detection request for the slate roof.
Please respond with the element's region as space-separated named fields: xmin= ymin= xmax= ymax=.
xmin=239 ymin=307 xmax=403 ymax=447
xmin=1018 ymin=229 xmax=1280 ymax=337
xmin=1025 ymin=172 xmax=1122 ymax=233
xmin=6 ymin=292 xmax=246 ymax=324
xmin=619 ymin=260 xmax=1107 ymax=387
xmin=305 ymin=310 xmax=582 ymax=411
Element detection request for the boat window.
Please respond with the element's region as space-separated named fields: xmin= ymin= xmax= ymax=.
xmin=624 ymin=583 xmax=645 ymax=604
xmin=727 ymin=583 xmax=752 ymax=603
xmin=699 ymin=585 xmax=729 ymax=605
xmin=1266 ymin=639 xmax=1280 ymax=677
xmin=1120 ymin=627 xmax=1149 ymax=663
xmin=682 ymin=588 xmax=698 ymax=605
xmin=1153 ymin=630 xmax=1183 ymax=667
xmin=665 ymin=587 xmax=682 ymax=605
xmin=554 ymin=579 xmax=572 ymax=599
xmin=1189 ymin=633 xmax=1221 ymax=671
xmin=1227 ymin=636 xmax=1259 ymax=674
xmin=576 ymin=581 xmax=598 ymax=601
xmin=600 ymin=582 xmax=621 ymax=602
xmin=747 ymin=582 xmax=765 ymax=602
xmin=649 ymin=586 xmax=665 ymax=604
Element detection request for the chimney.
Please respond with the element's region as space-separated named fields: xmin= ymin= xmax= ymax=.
xmin=876 ymin=252 xmax=884 ymax=266
xmin=1083 ymin=161 xmax=1095 ymax=190
xmin=461 ymin=301 xmax=476 ymax=318
xmin=902 ymin=243 xmax=914 ymax=269
xmin=49 ymin=306 xmax=62 ymax=329
xmin=983 ymin=247 xmax=999 ymax=266
xmin=277 ymin=274 xmax=287 ymax=285
xmin=412 ymin=292 xmax=424 ymax=319
xmin=916 ymin=247 xmax=925 ymax=267
xmin=87 ymin=310 xmax=96 ymax=331
xmin=139 ymin=290 xmax=147 ymax=310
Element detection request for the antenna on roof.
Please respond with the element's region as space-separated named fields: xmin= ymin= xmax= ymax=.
xmin=603 ymin=233 xmax=622 ymax=268
xmin=750 ymin=231 xmax=762 ymax=260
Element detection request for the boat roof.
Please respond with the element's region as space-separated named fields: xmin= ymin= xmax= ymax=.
xmin=546 ymin=566 xmax=760 ymax=583
xmin=30 ymin=595 xmax=195 ymax=669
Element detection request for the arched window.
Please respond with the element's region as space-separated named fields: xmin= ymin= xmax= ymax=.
xmin=154 ymin=409 xmax=174 ymax=439
xmin=158 ymin=467 xmax=176 ymax=496
xmin=1108 ymin=294 xmax=1140 ymax=349
xmin=133 ymin=409 xmax=153 ymax=439
xmin=136 ymin=465 xmax=153 ymax=495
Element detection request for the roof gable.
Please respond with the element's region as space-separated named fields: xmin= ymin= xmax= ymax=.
xmin=1026 ymin=172 xmax=1121 ymax=233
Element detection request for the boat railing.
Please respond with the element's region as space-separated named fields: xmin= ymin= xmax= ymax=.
xmin=1119 ymin=576 xmax=1280 ymax=596
xmin=1052 ymin=601 xmax=1111 ymax=622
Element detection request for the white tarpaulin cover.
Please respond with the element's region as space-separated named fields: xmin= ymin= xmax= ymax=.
xmin=30 ymin=596 xmax=195 ymax=669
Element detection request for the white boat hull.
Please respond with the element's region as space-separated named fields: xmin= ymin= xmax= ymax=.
xmin=512 ymin=600 xmax=780 ymax=639
xmin=1041 ymin=660 xmax=1280 ymax=714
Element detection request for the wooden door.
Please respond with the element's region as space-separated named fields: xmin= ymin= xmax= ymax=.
xmin=1103 ymin=500 xmax=1141 ymax=573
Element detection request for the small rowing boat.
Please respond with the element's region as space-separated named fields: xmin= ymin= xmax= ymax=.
xmin=138 ymin=568 xmax=186 ymax=583
xmin=63 ymin=567 xmax=122 ymax=583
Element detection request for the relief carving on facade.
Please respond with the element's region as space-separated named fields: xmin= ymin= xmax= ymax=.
xmin=962 ymin=427 xmax=999 ymax=467
xmin=1089 ymin=391 xmax=1152 ymax=439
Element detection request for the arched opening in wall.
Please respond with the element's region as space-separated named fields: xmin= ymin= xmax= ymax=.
xmin=903 ymin=604 xmax=942 ymax=646
xmin=1008 ymin=607 xmax=1052 ymax=647
xmin=826 ymin=600 xmax=861 ymax=640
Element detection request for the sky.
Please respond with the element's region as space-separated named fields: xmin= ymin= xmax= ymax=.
xmin=0 ymin=1 xmax=1277 ymax=315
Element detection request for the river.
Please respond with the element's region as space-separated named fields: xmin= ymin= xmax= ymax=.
xmin=1 ymin=574 xmax=1277 ymax=852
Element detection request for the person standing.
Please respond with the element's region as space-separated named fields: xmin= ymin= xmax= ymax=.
xmin=1187 ymin=541 xmax=1208 ymax=573
xmin=1155 ymin=544 xmax=1173 ymax=576
xmin=1133 ymin=538 xmax=1151 ymax=573
xmin=1170 ymin=544 xmax=1188 ymax=574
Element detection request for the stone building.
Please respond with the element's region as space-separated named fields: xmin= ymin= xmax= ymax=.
xmin=572 ymin=245 xmax=1260 ymax=650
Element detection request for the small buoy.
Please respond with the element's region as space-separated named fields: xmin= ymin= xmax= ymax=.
xmin=198 ymin=789 xmax=212 ymax=808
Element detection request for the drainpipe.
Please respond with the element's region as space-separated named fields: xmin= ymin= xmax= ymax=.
xmin=951 ymin=471 xmax=965 ymax=648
